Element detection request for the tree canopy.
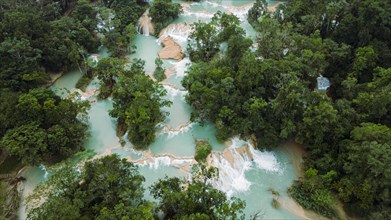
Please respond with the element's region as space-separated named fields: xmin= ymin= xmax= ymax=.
xmin=27 ymin=157 xmax=246 ymax=220
xmin=182 ymin=0 xmax=391 ymax=218
xmin=110 ymin=60 xmax=171 ymax=148
xmin=27 ymin=155 xmax=153 ymax=220
xmin=0 ymin=88 xmax=89 ymax=165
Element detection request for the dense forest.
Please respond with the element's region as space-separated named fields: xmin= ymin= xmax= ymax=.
xmin=183 ymin=0 xmax=390 ymax=218
xmin=0 ymin=0 xmax=390 ymax=219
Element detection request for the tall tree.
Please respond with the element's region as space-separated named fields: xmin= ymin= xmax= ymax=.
xmin=27 ymin=155 xmax=153 ymax=219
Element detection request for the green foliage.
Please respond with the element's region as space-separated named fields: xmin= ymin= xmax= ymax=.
xmin=149 ymin=0 xmax=183 ymax=35
xmin=101 ymin=22 xmax=138 ymax=56
xmin=0 ymin=90 xmax=19 ymax=138
xmin=0 ymin=181 xmax=6 ymax=216
xmin=27 ymin=155 xmax=152 ymax=220
xmin=95 ymin=0 xmax=147 ymax=35
xmin=75 ymin=75 xmax=93 ymax=92
xmin=70 ymin=0 xmax=98 ymax=33
xmin=150 ymin=165 xmax=245 ymax=219
xmin=195 ymin=141 xmax=212 ymax=163
xmin=43 ymin=16 xmax=99 ymax=72
xmin=247 ymin=0 xmax=269 ymax=27
xmin=95 ymin=57 xmax=126 ymax=98
xmin=0 ymin=0 xmax=100 ymax=90
xmin=187 ymin=12 xmax=246 ymax=63
xmin=110 ymin=60 xmax=171 ymax=148
xmin=289 ymin=169 xmax=336 ymax=218
xmin=153 ymin=58 xmax=166 ymax=82
xmin=336 ymin=123 xmax=391 ymax=213
xmin=184 ymin=2 xmax=391 ymax=218
xmin=0 ymin=38 xmax=46 ymax=91
xmin=187 ymin=21 xmax=219 ymax=62
xmin=0 ymin=88 xmax=89 ymax=165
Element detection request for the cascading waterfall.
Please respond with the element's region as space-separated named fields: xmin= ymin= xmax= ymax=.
xmin=210 ymin=137 xmax=281 ymax=197
xmin=169 ymin=58 xmax=191 ymax=78
xmin=163 ymin=84 xmax=187 ymax=101
xmin=137 ymin=9 xmax=153 ymax=36
xmin=159 ymin=24 xmax=191 ymax=46
xmin=164 ymin=122 xmax=195 ymax=139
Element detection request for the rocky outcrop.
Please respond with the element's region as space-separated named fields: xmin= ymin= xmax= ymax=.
xmin=158 ymin=36 xmax=184 ymax=60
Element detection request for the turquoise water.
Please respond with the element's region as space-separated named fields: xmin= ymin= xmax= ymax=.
xmin=18 ymin=1 xmax=310 ymax=219
xmin=127 ymin=35 xmax=162 ymax=76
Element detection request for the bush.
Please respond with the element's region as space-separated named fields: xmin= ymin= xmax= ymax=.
xmin=97 ymin=83 xmax=112 ymax=99
xmin=75 ymin=75 xmax=93 ymax=91
xmin=153 ymin=58 xmax=166 ymax=82
xmin=195 ymin=140 xmax=212 ymax=163
xmin=149 ymin=0 xmax=183 ymax=35
xmin=289 ymin=181 xmax=335 ymax=218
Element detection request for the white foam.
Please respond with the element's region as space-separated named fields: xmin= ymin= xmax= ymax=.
xmin=136 ymin=155 xmax=194 ymax=170
xmin=169 ymin=57 xmax=191 ymax=78
xmin=143 ymin=156 xmax=172 ymax=169
xmin=160 ymin=24 xmax=191 ymax=45
xmin=210 ymin=137 xmax=282 ymax=196
xmin=163 ymin=84 xmax=188 ymax=101
xmin=211 ymin=149 xmax=252 ymax=197
xmin=39 ymin=164 xmax=49 ymax=179
xmin=248 ymin=143 xmax=281 ymax=173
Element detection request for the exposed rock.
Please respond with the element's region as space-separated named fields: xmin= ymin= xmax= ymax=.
xmin=158 ymin=36 xmax=184 ymax=60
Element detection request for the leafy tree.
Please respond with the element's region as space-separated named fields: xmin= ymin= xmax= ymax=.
xmin=0 ymin=90 xmax=19 ymax=138
xmin=110 ymin=61 xmax=171 ymax=148
xmin=95 ymin=57 xmax=126 ymax=98
xmin=248 ymin=0 xmax=269 ymax=26
xmin=352 ymin=67 xmax=391 ymax=124
xmin=1 ymin=123 xmax=48 ymax=165
xmin=27 ymin=155 xmax=153 ymax=219
xmin=211 ymin=11 xmax=245 ymax=42
xmin=289 ymin=168 xmax=336 ymax=218
xmin=71 ymin=0 xmax=98 ymax=33
xmin=42 ymin=16 xmax=99 ymax=72
xmin=194 ymin=141 xmax=212 ymax=163
xmin=187 ymin=21 xmax=219 ymax=62
xmin=0 ymin=38 xmax=46 ymax=91
xmin=153 ymin=58 xmax=166 ymax=82
xmin=337 ymin=123 xmax=391 ymax=214
xmin=150 ymin=166 xmax=245 ymax=219
xmin=296 ymin=93 xmax=339 ymax=147
xmin=102 ymin=22 xmax=137 ymax=56
xmin=0 ymin=88 xmax=89 ymax=165
xmin=149 ymin=0 xmax=182 ymax=34
xmin=255 ymin=17 xmax=292 ymax=60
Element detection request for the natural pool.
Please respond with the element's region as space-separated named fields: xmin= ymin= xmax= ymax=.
xmin=19 ymin=1 xmax=317 ymax=219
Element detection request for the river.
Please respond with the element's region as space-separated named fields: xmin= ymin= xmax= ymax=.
xmin=18 ymin=1 xmax=320 ymax=219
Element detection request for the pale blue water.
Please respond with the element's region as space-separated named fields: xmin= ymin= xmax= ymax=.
xmin=19 ymin=1 xmax=308 ymax=219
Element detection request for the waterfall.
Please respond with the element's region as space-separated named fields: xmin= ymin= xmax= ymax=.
xmin=143 ymin=24 xmax=150 ymax=36
xmin=39 ymin=164 xmax=49 ymax=179
xmin=159 ymin=24 xmax=191 ymax=46
xmin=163 ymin=84 xmax=187 ymax=101
xmin=137 ymin=9 xmax=154 ymax=36
xmin=210 ymin=137 xmax=281 ymax=197
xmin=161 ymin=122 xmax=195 ymax=139
xmin=134 ymin=154 xmax=195 ymax=171
xmin=211 ymin=148 xmax=253 ymax=197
